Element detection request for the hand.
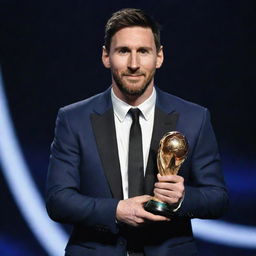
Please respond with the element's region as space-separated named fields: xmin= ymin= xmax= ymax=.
xmin=154 ymin=174 xmax=185 ymax=207
xmin=116 ymin=195 xmax=170 ymax=227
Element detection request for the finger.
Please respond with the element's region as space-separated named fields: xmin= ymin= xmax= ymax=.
xmin=155 ymin=183 xmax=184 ymax=195
xmin=154 ymin=182 xmax=178 ymax=190
xmin=129 ymin=221 xmax=142 ymax=227
xmin=155 ymin=187 xmax=183 ymax=199
xmin=157 ymin=174 xmax=183 ymax=183
xmin=134 ymin=216 xmax=145 ymax=225
xmin=157 ymin=174 xmax=184 ymax=183
xmin=140 ymin=209 xmax=170 ymax=222
xmin=154 ymin=188 xmax=180 ymax=199
xmin=134 ymin=195 xmax=153 ymax=203
xmin=154 ymin=191 xmax=180 ymax=204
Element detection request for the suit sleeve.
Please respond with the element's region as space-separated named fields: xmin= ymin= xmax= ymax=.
xmin=45 ymin=108 xmax=119 ymax=234
xmin=175 ymin=109 xmax=229 ymax=219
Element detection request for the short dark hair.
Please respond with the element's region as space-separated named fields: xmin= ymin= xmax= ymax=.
xmin=104 ymin=8 xmax=161 ymax=52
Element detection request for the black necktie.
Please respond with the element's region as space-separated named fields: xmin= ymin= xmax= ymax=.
xmin=128 ymin=108 xmax=144 ymax=198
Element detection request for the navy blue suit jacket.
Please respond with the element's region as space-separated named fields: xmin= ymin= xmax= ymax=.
xmin=46 ymin=87 xmax=228 ymax=256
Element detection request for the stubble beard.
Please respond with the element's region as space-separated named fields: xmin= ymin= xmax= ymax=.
xmin=112 ymin=70 xmax=155 ymax=97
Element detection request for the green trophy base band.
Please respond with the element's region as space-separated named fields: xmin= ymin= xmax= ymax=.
xmin=144 ymin=199 xmax=174 ymax=218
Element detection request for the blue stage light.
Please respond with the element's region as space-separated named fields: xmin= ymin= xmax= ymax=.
xmin=0 ymin=69 xmax=68 ymax=256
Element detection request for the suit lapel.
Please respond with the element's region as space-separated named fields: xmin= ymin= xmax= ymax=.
xmin=90 ymin=87 xmax=179 ymax=199
xmin=144 ymin=106 xmax=179 ymax=195
xmin=90 ymin=108 xmax=123 ymax=200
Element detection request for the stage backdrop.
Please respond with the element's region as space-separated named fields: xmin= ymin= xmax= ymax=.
xmin=0 ymin=1 xmax=255 ymax=255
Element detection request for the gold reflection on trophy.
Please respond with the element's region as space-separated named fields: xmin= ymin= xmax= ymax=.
xmin=157 ymin=131 xmax=188 ymax=176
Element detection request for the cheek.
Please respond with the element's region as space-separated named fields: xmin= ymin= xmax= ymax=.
xmin=140 ymin=57 xmax=157 ymax=70
xmin=110 ymin=57 xmax=127 ymax=71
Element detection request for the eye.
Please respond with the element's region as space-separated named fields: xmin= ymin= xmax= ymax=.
xmin=138 ymin=48 xmax=149 ymax=54
xmin=118 ymin=47 xmax=129 ymax=54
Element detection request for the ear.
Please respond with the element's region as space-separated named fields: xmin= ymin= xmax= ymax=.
xmin=102 ymin=46 xmax=111 ymax=68
xmin=156 ymin=46 xmax=164 ymax=69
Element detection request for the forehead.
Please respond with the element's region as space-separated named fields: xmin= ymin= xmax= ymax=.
xmin=110 ymin=26 xmax=155 ymax=49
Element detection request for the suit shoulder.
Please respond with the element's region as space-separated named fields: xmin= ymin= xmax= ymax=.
xmin=158 ymin=89 xmax=207 ymax=114
xmin=60 ymin=92 xmax=102 ymax=113
xmin=57 ymin=88 xmax=112 ymax=118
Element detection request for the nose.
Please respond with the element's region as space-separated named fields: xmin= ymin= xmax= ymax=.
xmin=127 ymin=52 xmax=139 ymax=71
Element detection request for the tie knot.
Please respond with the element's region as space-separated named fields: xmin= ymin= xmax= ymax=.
xmin=129 ymin=108 xmax=141 ymax=122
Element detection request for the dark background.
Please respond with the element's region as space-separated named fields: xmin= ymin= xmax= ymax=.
xmin=0 ymin=0 xmax=255 ymax=255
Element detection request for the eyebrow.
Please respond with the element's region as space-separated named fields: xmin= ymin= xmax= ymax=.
xmin=114 ymin=46 xmax=153 ymax=52
xmin=114 ymin=46 xmax=129 ymax=52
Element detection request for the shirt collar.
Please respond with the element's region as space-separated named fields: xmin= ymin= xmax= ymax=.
xmin=111 ymin=87 xmax=156 ymax=122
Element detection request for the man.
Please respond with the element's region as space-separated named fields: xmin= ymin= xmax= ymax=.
xmin=46 ymin=8 xmax=228 ymax=256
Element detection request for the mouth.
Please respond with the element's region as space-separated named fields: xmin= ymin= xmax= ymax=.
xmin=123 ymin=74 xmax=144 ymax=78
xmin=125 ymin=75 xmax=142 ymax=78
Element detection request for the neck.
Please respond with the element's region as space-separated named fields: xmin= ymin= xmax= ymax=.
xmin=112 ymin=83 xmax=154 ymax=106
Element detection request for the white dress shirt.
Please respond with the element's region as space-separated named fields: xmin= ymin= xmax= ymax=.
xmin=111 ymin=88 xmax=156 ymax=199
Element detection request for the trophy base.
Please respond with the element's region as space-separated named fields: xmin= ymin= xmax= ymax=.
xmin=144 ymin=199 xmax=174 ymax=218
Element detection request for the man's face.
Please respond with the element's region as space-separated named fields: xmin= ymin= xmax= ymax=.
xmin=102 ymin=26 xmax=163 ymax=98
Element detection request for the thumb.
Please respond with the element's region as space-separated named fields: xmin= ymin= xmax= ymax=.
xmin=135 ymin=195 xmax=152 ymax=203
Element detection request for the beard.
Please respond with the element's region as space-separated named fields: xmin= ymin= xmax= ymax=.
xmin=112 ymin=69 xmax=155 ymax=97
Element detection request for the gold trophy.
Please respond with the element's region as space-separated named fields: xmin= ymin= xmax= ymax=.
xmin=144 ymin=131 xmax=188 ymax=217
